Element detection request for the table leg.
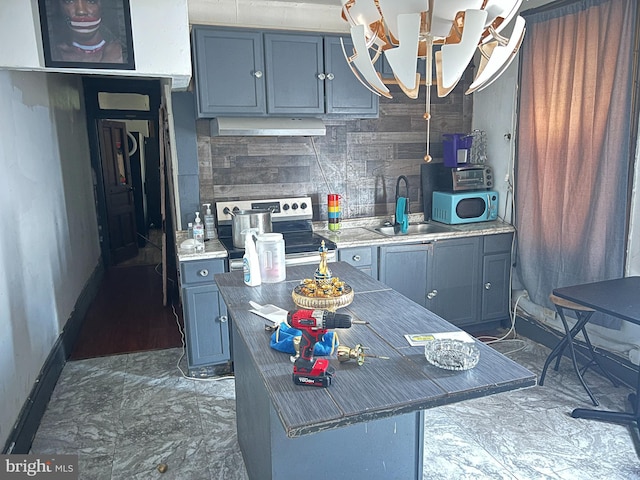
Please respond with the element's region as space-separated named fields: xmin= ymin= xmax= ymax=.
xmin=540 ymin=336 xmax=569 ymax=385
xmin=571 ymin=363 xmax=640 ymax=426
xmin=541 ymin=307 xmax=599 ymax=405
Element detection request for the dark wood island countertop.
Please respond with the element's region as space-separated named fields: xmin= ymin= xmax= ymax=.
xmin=215 ymin=262 xmax=535 ymax=438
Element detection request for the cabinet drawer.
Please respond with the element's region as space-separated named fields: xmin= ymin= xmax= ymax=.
xmin=180 ymin=259 xmax=226 ymax=285
xmin=339 ymin=247 xmax=373 ymax=267
xmin=483 ymin=233 xmax=513 ymax=254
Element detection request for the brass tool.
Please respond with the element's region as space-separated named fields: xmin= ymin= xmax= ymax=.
xmin=337 ymin=344 xmax=390 ymax=366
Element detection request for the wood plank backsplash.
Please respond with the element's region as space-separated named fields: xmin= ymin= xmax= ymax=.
xmin=196 ymin=79 xmax=472 ymax=221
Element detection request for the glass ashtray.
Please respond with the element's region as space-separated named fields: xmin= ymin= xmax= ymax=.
xmin=424 ymin=339 xmax=480 ymax=371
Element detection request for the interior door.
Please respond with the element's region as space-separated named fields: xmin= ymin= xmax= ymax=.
xmin=98 ymin=120 xmax=139 ymax=264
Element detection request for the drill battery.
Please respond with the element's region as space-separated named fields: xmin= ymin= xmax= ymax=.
xmin=293 ymin=359 xmax=335 ymax=387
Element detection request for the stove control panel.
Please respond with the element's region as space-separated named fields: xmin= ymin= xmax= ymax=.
xmin=215 ymin=197 xmax=314 ymax=224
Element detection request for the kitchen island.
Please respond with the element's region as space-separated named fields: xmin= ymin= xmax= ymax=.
xmin=215 ymin=262 xmax=535 ymax=480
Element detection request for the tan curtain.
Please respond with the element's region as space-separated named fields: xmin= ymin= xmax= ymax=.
xmin=516 ymin=0 xmax=636 ymax=328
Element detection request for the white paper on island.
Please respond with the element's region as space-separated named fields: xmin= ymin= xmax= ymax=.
xmin=404 ymin=331 xmax=475 ymax=346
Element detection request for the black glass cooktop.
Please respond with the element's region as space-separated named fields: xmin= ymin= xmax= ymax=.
xmin=217 ymin=220 xmax=336 ymax=259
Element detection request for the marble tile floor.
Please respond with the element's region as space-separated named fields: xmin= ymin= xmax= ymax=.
xmin=30 ymin=337 xmax=640 ymax=480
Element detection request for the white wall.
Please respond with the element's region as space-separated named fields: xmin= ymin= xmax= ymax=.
xmin=0 ymin=0 xmax=192 ymax=89
xmin=187 ymin=0 xmax=346 ymax=32
xmin=0 ymin=70 xmax=101 ymax=449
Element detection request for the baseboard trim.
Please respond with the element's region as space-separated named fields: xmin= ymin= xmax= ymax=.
xmin=2 ymin=262 xmax=104 ymax=454
xmin=61 ymin=263 xmax=104 ymax=358
xmin=515 ymin=314 xmax=637 ymax=389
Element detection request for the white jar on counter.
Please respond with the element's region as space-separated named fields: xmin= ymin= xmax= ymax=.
xmin=256 ymin=233 xmax=286 ymax=283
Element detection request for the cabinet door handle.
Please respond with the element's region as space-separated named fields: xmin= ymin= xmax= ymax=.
xmin=317 ymin=73 xmax=326 ymax=80
xmin=352 ymin=255 xmax=361 ymax=262
xmin=198 ymin=269 xmax=209 ymax=277
xmin=484 ymin=282 xmax=492 ymax=290
xmin=326 ymin=72 xmax=334 ymax=80
xmin=219 ymin=315 xmax=228 ymax=323
xmin=427 ymin=289 xmax=438 ymax=299
xmin=253 ymin=70 xmax=263 ymax=78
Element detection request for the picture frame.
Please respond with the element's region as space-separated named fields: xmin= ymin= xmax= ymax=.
xmin=38 ymin=0 xmax=135 ymax=70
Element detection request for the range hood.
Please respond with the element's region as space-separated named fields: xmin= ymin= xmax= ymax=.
xmin=210 ymin=117 xmax=326 ymax=137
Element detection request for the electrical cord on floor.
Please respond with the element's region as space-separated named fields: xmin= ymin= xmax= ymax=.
xmin=153 ymin=262 xmax=176 ymax=287
xmin=137 ymin=231 xmax=162 ymax=251
xmin=171 ymin=303 xmax=235 ymax=382
xmin=476 ymin=233 xmax=526 ymax=355
xmin=476 ymin=293 xmax=527 ymax=355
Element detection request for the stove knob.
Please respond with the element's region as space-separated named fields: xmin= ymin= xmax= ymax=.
xmin=291 ymin=203 xmax=299 ymax=210
xmin=300 ymin=202 xmax=308 ymax=210
xmin=282 ymin=204 xmax=290 ymax=211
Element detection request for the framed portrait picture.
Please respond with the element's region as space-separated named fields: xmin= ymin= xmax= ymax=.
xmin=38 ymin=0 xmax=135 ymax=70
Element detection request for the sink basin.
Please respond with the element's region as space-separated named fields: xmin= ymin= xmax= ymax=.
xmin=373 ymin=222 xmax=451 ymax=236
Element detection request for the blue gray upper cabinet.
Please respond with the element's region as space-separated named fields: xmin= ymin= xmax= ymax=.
xmin=324 ymin=36 xmax=378 ymax=115
xmin=193 ymin=28 xmax=266 ymax=116
xmin=192 ymin=26 xmax=379 ymax=118
xmin=264 ymin=32 xmax=325 ymax=115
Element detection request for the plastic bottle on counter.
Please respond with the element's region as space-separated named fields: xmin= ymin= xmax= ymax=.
xmin=203 ymin=203 xmax=217 ymax=239
xmin=193 ymin=212 xmax=205 ymax=253
xmin=243 ymin=229 xmax=261 ymax=287
xmin=187 ymin=222 xmax=194 ymax=239
xmin=256 ymin=232 xmax=286 ymax=283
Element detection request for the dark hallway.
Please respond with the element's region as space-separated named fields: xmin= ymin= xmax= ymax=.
xmin=69 ymin=260 xmax=183 ymax=360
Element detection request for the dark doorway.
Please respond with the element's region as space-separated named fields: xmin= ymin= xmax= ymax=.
xmin=74 ymin=77 xmax=181 ymax=359
xmin=83 ymin=77 xmax=164 ymax=267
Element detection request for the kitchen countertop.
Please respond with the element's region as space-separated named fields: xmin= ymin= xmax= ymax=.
xmin=175 ymin=217 xmax=515 ymax=262
xmin=175 ymin=231 xmax=228 ymax=262
xmin=314 ymin=215 xmax=515 ymax=248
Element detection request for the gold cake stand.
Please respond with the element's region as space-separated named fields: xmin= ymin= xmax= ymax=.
xmin=291 ymin=239 xmax=354 ymax=311
xmin=292 ymin=283 xmax=354 ymax=312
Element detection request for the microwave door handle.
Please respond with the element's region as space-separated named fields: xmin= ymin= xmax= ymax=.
xmin=486 ymin=193 xmax=493 ymax=219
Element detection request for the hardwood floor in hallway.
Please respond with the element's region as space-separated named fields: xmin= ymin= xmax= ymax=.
xmin=69 ymin=264 xmax=183 ymax=360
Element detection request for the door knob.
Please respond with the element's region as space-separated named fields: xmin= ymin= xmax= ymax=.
xmin=326 ymin=73 xmax=334 ymax=80
xmin=253 ymin=70 xmax=263 ymax=78
xmin=198 ymin=269 xmax=209 ymax=277
xmin=317 ymin=73 xmax=326 ymax=80
xmin=352 ymin=255 xmax=361 ymax=262
xmin=219 ymin=315 xmax=228 ymax=323
xmin=484 ymin=282 xmax=492 ymax=290
xmin=427 ymin=289 xmax=438 ymax=299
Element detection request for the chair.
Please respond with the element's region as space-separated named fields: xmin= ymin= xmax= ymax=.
xmin=539 ymin=293 xmax=619 ymax=406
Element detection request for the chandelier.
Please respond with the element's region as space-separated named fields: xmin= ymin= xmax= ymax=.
xmin=340 ymin=0 xmax=526 ymax=161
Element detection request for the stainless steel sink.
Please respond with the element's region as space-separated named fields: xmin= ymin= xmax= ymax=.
xmin=373 ymin=222 xmax=451 ymax=236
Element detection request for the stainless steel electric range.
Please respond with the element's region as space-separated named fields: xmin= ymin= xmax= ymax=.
xmin=215 ymin=196 xmax=337 ymax=271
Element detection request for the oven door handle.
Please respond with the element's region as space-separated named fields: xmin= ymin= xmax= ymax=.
xmin=285 ymin=250 xmax=337 ymax=267
xmin=229 ymin=250 xmax=336 ymax=271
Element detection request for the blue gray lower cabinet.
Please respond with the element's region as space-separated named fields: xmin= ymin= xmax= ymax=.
xmin=337 ymin=245 xmax=378 ymax=277
xmin=378 ymin=233 xmax=514 ymax=328
xmin=180 ymin=258 xmax=230 ymax=376
xmin=215 ymin=262 xmax=535 ymax=480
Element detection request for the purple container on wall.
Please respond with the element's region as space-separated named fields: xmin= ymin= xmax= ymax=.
xmin=443 ymin=133 xmax=473 ymax=167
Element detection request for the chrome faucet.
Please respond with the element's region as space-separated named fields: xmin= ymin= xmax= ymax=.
xmin=394 ymin=175 xmax=410 ymax=229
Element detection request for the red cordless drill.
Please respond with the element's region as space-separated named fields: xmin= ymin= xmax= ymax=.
xmin=287 ymin=309 xmax=352 ymax=387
